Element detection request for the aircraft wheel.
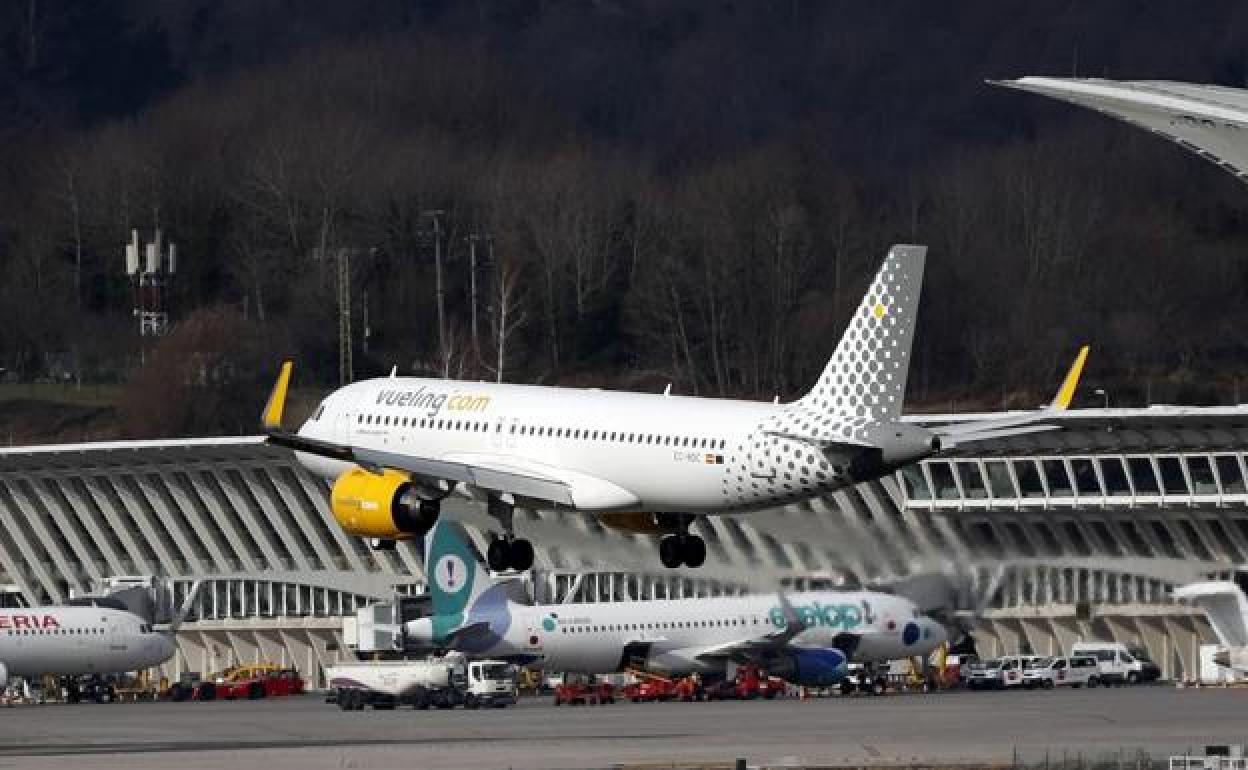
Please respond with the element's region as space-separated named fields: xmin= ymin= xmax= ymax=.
xmin=681 ymin=535 xmax=706 ymax=568
xmin=487 ymin=538 xmax=510 ymax=572
xmin=659 ymin=536 xmax=683 ymax=568
xmin=510 ymin=539 xmax=535 ymax=571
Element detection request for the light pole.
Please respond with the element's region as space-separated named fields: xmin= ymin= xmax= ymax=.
xmin=423 ymin=210 xmax=446 ymax=367
xmin=1093 ymin=388 xmax=1109 ymax=409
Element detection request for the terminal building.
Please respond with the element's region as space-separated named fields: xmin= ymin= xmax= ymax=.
xmin=1 ymin=405 xmax=1244 ymax=686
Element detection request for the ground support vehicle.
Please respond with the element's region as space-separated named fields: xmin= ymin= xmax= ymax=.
xmin=167 ymin=672 xmax=201 ymax=702
xmin=191 ymin=664 xmax=305 ymax=701
xmin=1070 ymin=642 xmax=1161 ymax=685
xmin=838 ymin=664 xmax=890 ymax=696
xmin=705 ymin=665 xmax=785 ymax=700
xmin=328 ymin=658 xmax=515 ymax=711
xmin=967 ymin=658 xmax=1024 ymax=690
xmin=553 ymin=675 xmax=615 ymax=706
xmin=60 ymin=674 xmax=117 ymax=704
xmin=623 ymin=672 xmax=677 ymax=703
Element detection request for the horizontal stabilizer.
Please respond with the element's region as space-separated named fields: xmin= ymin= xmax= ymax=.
xmin=933 ymin=346 xmax=1089 ymax=445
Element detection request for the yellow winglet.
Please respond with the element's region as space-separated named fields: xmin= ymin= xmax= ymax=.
xmin=262 ymin=360 xmax=294 ymax=431
xmin=1050 ymin=345 xmax=1090 ymax=411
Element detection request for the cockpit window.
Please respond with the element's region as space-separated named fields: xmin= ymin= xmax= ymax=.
xmin=312 ymin=403 xmax=326 ymax=421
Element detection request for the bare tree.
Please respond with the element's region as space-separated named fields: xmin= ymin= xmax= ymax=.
xmin=484 ymin=259 xmax=529 ymax=384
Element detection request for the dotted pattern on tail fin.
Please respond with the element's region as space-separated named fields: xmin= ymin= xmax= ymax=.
xmin=798 ymin=244 xmax=926 ymax=422
xmin=721 ymin=245 xmax=927 ymax=509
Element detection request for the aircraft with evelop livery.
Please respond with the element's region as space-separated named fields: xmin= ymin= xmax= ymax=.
xmin=261 ymin=244 xmax=1089 ymax=570
xmin=403 ymin=520 xmax=948 ymax=685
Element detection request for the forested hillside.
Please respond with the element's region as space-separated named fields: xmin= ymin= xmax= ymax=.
xmin=3 ymin=1 xmax=1248 ymax=438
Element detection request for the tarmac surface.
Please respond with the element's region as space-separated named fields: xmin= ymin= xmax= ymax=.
xmin=0 ymin=686 xmax=1244 ymax=770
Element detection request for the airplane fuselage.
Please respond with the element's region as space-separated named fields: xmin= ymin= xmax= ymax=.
xmin=298 ymin=377 xmax=870 ymax=514
xmin=410 ymin=590 xmax=945 ymax=675
xmin=0 ymin=607 xmax=175 ymax=679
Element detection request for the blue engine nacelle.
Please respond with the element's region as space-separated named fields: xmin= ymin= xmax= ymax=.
xmin=775 ymin=648 xmax=849 ymax=686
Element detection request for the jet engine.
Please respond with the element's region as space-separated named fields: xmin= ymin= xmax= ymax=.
xmin=597 ymin=512 xmax=683 ymax=535
xmin=330 ymin=467 xmax=439 ymax=540
xmin=770 ymin=648 xmax=849 ymax=686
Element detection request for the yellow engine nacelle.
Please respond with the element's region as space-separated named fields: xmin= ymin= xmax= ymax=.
xmin=597 ymin=512 xmax=683 ymax=535
xmin=330 ymin=467 xmax=436 ymax=540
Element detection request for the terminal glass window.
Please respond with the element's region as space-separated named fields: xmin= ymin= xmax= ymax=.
xmin=1150 ymin=521 xmax=1182 ymax=559
xmin=1179 ymin=519 xmax=1214 ymax=562
xmin=1041 ymin=460 xmax=1073 ymax=497
xmin=1158 ymin=457 xmax=1189 ymax=495
xmin=1098 ymin=458 xmax=1131 ymax=496
xmin=969 ymin=521 xmax=1003 ymax=557
xmin=1032 ymin=520 xmax=1062 ymax=555
xmin=1186 ymin=456 xmax=1218 ymax=494
xmin=984 ymin=461 xmax=1016 ymax=498
xmin=1120 ymin=520 xmax=1152 ymax=557
xmin=899 ymin=465 xmax=931 ymax=500
xmin=1216 ymin=455 xmax=1246 ymax=494
xmin=1070 ymin=458 xmax=1102 ymax=497
xmin=928 ymin=462 xmax=960 ymax=500
xmin=1060 ymin=520 xmax=1092 ymax=556
xmin=1004 ymin=521 xmax=1035 ymax=557
xmin=956 ymin=462 xmax=988 ymax=499
xmin=1013 ymin=460 xmax=1045 ymax=498
xmin=1089 ymin=520 xmax=1123 ymax=556
xmin=1127 ymin=458 xmax=1160 ymax=495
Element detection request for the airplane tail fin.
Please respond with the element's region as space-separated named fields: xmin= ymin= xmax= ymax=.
xmin=798 ymin=244 xmax=926 ymax=422
xmin=424 ymin=520 xmax=497 ymax=624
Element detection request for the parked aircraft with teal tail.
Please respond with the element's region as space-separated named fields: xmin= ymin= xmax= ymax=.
xmin=405 ymin=520 xmax=946 ymax=685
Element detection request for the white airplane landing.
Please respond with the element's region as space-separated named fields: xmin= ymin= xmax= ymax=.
xmin=263 ymin=243 xmax=1088 ymax=568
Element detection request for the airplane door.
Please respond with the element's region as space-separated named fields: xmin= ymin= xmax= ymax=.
xmin=616 ymin=641 xmax=653 ymax=672
xmin=491 ymin=417 xmax=507 ymax=450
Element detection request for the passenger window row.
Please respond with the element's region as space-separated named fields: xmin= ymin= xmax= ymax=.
xmin=904 ymin=454 xmax=1248 ymax=501
xmin=4 ymin=627 xmax=105 ymax=636
xmin=559 ymin=617 xmax=760 ymax=634
xmin=356 ymin=412 xmax=728 ymax=450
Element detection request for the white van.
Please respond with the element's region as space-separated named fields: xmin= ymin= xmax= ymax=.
xmin=1069 ymin=642 xmax=1159 ymax=684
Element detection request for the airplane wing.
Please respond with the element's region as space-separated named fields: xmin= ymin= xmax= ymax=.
xmin=693 ymin=590 xmax=839 ymax=662
xmin=931 ymin=345 xmax=1089 ymax=447
xmin=261 ymin=361 xmax=581 ymax=507
xmin=267 ymin=429 xmax=577 ymax=506
xmin=442 ymin=621 xmax=495 ymax=650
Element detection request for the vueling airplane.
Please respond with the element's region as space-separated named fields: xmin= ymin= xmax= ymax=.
xmin=263 ymin=244 xmax=1088 ymax=569
xmin=403 ymin=521 xmax=947 ymax=684
xmin=0 ymin=605 xmax=175 ymax=688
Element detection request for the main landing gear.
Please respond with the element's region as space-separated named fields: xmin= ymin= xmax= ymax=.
xmin=658 ymin=520 xmax=707 ymax=569
xmin=486 ymin=496 xmax=535 ymax=572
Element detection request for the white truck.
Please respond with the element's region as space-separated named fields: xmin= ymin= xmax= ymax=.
xmin=326 ymin=656 xmax=517 ymax=711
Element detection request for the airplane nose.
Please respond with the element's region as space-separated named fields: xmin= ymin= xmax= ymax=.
xmin=155 ymin=634 xmax=176 ymax=665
